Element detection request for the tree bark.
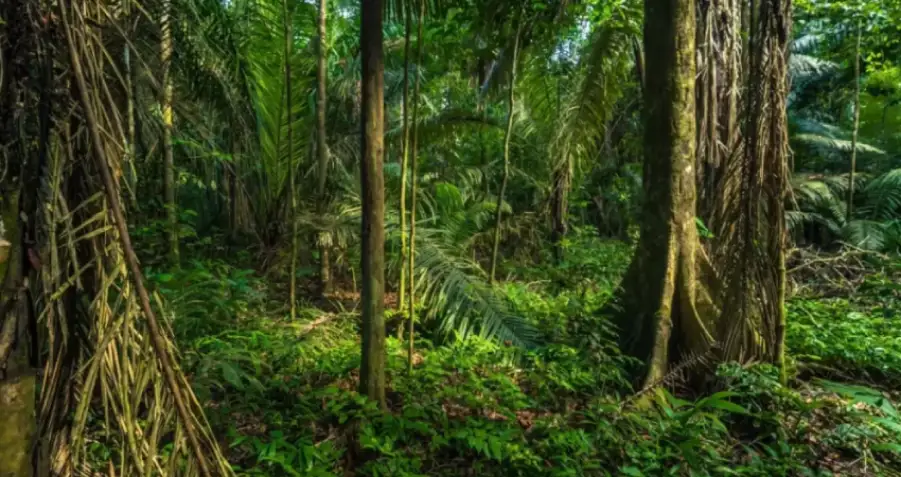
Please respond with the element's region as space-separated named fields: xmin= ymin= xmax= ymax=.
xmin=316 ymin=0 xmax=333 ymax=296
xmin=617 ymin=0 xmax=717 ymax=387
xmin=489 ymin=19 xmax=522 ymax=284
xmin=408 ymin=0 xmax=425 ymax=374
xmin=161 ymin=0 xmax=179 ymax=266
xmin=398 ymin=0 xmax=412 ymax=313
xmin=0 ymin=189 xmax=36 ymax=477
xmin=359 ymin=0 xmax=387 ymax=408
xmin=846 ymin=22 xmax=861 ymax=223
xmin=283 ymin=0 xmax=298 ymax=320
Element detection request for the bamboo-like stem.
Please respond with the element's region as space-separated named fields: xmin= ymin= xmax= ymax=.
xmin=489 ymin=17 xmax=522 ymax=284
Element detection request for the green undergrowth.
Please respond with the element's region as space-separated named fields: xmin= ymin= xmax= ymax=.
xmin=787 ymin=264 xmax=901 ymax=388
xmin=148 ymin=234 xmax=901 ymax=476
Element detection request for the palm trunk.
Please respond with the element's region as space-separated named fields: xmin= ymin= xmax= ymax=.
xmin=316 ymin=0 xmax=332 ymax=296
xmin=489 ymin=20 xmax=522 ymax=284
xmin=284 ymin=0 xmax=297 ymax=320
xmin=359 ymin=0 xmax=387 ymax=408
xmin=617 ymin=0 xmax=718 ymax=387
xmin=408 ymin=0 xmax=425 ymax=373
xmin=398 ymin=1 xmax=412 ymax=313
xmin=161 ymin=0 xmax=179 ymax=266
xmin=846 ymin=23 xmax=861 ymax=223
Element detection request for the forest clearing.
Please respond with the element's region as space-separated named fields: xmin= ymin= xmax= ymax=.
xmin=2 ymin=0 xmax=901 ymax=475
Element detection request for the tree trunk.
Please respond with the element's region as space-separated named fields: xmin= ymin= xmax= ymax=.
xmin=317 ymin=0 xmax=333 ymax=296
xmin=617 ymin=0 xmax=718 ymax=387
xmin=408 ymin=0 xmax=425 ymax=373
xmin=359 ymin=0 xmax=387 ymax=408
xmin=161 ymin=0 xmax=179 ymax=266
xmin=398 ymin=0 xmax=412 ymax=313
xmin=489 ymin=19 xmax=522 ymax=284
xmin=846 ymin=23 xmax=861 ymax=223
xmin=0 ymin=189 xmax=36 ymax=477
xmin=283 ymin=0 xmax=298 ymax=320
xmin=550 ymin=158 xmax=570 ymax=263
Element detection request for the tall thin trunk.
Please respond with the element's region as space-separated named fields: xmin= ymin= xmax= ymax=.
xmin=489 ymin=20 xmax=522 ymax=284
xmin=550 ymin=154 xmax=570 ymax=264
xmin=398 ymin=0 xmax=412 ymax=314
xmin=359 ymin=0 xmax=387 ymax=408
xmin=123 ymin=3 xmax=138 ymax=209
xmin=846 ymin=22 xmax=861 ymax=223
xmin=284 ymin=0 xmax=297 ymax=320
xmin=316 ymin=0 xmax=332 ymax=296
xmin=408 ymin=0 xmax=425 ymax=373
xmin=161 ymin=0 xmax=179 ymax=266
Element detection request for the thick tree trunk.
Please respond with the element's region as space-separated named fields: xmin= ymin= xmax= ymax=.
xmin=489 ymin=20 xmax=522 ymax=284
xmin=161 ymin=0 xmax=179 ymax=266
xmin=0 ymin=189 xmax=36 ymax=477
xmin=359 ymin=0 xmax=387 ymax=408
xmin=617 ymin=0 xmax=717 ymax=387
xmin=316 ymin=0 xmax=333 ymax=296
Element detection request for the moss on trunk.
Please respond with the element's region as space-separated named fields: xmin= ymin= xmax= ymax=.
xmin=1 ymin=189 xmax=35 ymax=477
xmin=617 ymin=0 xmax=718 ymax=388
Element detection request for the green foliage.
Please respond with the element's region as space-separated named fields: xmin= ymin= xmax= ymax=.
xmin=787 ymin=297 xmax=901 ymax=386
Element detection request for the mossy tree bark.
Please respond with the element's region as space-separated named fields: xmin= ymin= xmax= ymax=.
xmin=359 ymin=0 xmax=387 ymax=408
xmin=0 ymin=189 xmax=36 ymax=477
xmin=617 ymin=0 xmax=717 ymax=388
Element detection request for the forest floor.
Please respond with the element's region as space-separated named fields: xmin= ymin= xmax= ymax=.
xmin=142 ymin=235 xmax=901 ymax=476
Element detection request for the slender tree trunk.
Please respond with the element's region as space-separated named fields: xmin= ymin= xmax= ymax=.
xmin=317 ymin=0 xmax=333 ymax=296
xmin=284 ymin=0 xmax=298 ymax=320
xmin=617 ymin=0 xmax=718 ymax=387
xmin=161 ymin=0 xmax=179 ymax=266
xmin=359 ymin=0 xmax=387 ymax=408
xmin=846 ymin=22 xmax=861 ymax=223
xmin=489 ymin=20 xmax=522 ymax=284
xmin=0 ymin=189 xmax=36 ymax=477
xmin=398 ymin=1 xmax=412 ymax=314
xmin=408 ymin=0 xmax=425 ymax=373
xmin=550 ymin=156 xmax=570 ymax=263
xmin=123 ymin=4 xmax=138 ymax=209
